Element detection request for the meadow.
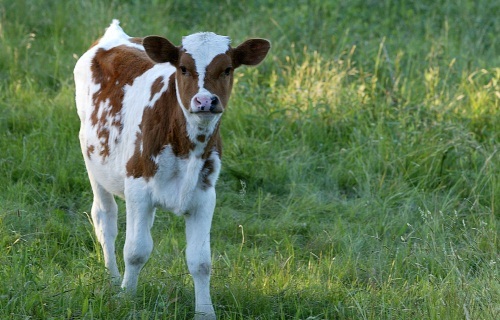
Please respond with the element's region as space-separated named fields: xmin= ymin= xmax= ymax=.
xmin=0 ymin=0 xmax=498 ymax=319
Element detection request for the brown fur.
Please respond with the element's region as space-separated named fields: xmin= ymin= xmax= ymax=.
xmin=87 ymin=144 xmax=95 ymax=159
xmin=90 ymin=46 xmax=154 ymax=159
xmin=175 ymin=53 xmax=199 ymax=111
xmin=202 ymin=54 xmax=234 ymax=108
xmin=126 ymin=74 xmax=192 ymax=178
xmin=150 ymin=76 xmax=165 ymax=101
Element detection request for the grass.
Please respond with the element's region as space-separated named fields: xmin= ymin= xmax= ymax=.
xmin=0 ymin=0 xmax=498 ymax=319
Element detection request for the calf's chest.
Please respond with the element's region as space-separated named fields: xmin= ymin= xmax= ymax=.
xmin=144 ymin=146 xmax=221 ymax=215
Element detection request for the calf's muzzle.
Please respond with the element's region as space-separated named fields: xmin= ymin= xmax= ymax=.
xmin=193 ymin=93 xmax=222 ymax=113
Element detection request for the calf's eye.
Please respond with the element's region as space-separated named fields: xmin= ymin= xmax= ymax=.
xmin=180 ymin=66 xmax=188 ymax=75
xmin=222 ymin=67 xmax=232 ymax=77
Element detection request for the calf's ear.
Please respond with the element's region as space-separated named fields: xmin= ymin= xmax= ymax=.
xmin=143 ymin=36 xmax=179 ymax=65
xmin=232 ymin=39 xmax=271 ymax=68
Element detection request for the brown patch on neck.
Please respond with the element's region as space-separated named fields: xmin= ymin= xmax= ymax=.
xmin=90 ymin=45 xmax=154 ymax=160
xmin=201 ymin=123 xmax=222 ymax=159
xmin=150 ymin=76 xmax=164 ymax=101
xmin=126 ymin=74 xmax=194 ymax=179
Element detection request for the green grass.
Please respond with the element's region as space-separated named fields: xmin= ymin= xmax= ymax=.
xmin=1 ymin=0 xmax=498 ymax=319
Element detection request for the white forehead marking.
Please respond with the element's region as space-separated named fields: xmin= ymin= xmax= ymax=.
xmin=182 ymin=32 xmax=231 ymax=89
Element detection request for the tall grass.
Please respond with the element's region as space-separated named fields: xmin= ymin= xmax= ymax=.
xmin=1 ymin=0 xmax=498 ymax=319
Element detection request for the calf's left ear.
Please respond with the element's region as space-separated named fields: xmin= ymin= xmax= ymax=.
xmin=143 ymin=36 xmax=180 ymax=65
xmin=232 ymin=39 xmax=271 ymax=68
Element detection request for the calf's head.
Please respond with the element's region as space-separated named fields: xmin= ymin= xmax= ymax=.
xmin=143 ymin=33 xmax=270 ymax=119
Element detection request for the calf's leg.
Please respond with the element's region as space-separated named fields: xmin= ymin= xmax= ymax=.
xmin=121 ymin=182 xmax=155 ymax=292
xmin=184 ymin=189 xmax=216 ymax=320
xmin=88 ymin=172 xmax=120 ymax=281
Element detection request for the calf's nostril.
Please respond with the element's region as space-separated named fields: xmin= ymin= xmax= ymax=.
xmin=211 ymin=96 xmax=218 ymax=106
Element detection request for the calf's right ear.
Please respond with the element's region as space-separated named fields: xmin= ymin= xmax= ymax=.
xmin=143 ymin=36 xmax=179 ymax=65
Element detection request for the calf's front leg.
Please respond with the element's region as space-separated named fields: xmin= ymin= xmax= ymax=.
xmin=184 ymin=189 xmax=216 ymax=320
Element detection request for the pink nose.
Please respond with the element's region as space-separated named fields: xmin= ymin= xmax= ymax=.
xmin=194 ymin=94 xmax=219 ymax=112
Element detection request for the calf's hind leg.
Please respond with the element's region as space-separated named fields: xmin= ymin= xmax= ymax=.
xmin=121 ymin=182 xmax=155 ymax=293
xmin=88 ymin=172 xmax=121 ymax=282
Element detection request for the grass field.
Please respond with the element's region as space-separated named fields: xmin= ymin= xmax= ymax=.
xmin=0 ymin=0 xmax=498 ymax=319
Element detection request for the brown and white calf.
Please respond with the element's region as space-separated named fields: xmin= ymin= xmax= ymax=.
xmin=74 ymin=20 xmax=270 ymax=319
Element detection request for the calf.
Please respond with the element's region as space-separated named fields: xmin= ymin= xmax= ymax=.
xmin=74 ymin=20 xmax=270 ymax=319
